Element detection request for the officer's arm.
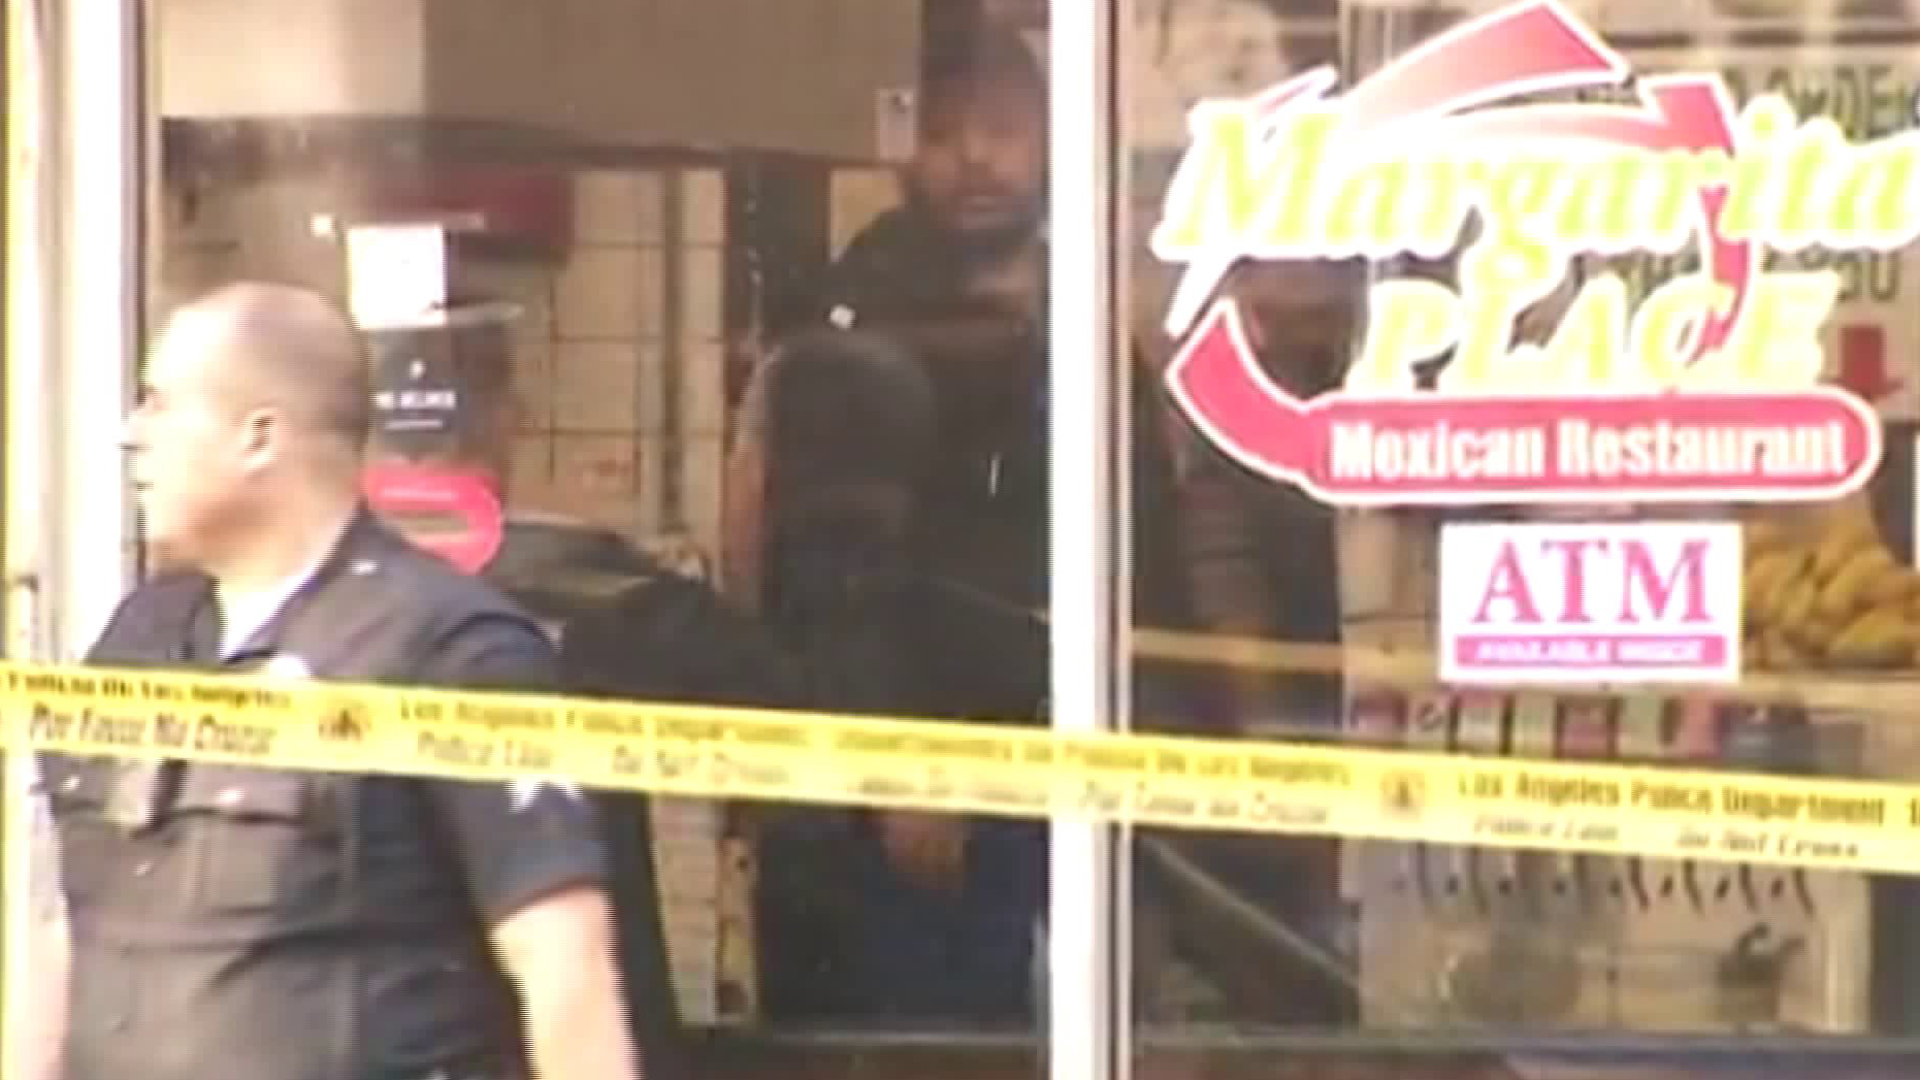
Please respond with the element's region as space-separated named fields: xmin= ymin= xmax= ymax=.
xmin=490 ymin=885 xmax=639 ymax=1080
xmin=419 ymin=620 xmax=644 ymax=1080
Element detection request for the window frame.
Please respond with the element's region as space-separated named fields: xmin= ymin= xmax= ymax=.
xmin=7 ymin=4 xmax=1136 ymax=1080
xmin=1045 ymin=3 xmax=1131 ymax=1080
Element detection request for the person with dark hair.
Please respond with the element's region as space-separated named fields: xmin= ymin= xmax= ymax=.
xmin=906 ymin=26 xmax=1048 ymax=259
xmin=728 ymin=328 xmax=1050 ymax=1023
xmin=729 ymin=21 xmax=1203 ymax=1025
xmin=773 ymin=24 xmax=1193 ymax=684
xmin=741 ymin=21 xmax=1357 ymax=1031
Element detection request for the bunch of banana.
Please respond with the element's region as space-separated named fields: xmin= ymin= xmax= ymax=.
xmin=1744 ymin=514 xmax=1920 ymax=670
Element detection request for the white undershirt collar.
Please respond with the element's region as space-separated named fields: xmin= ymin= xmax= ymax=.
xmin=215 ymin=549 xmax=331 ymax=660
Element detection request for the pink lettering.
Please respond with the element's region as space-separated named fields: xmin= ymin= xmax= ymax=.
xmin=1620 ymin=540 xmax=1710 ymax=624
xmin=1540 ymin=537 xmax=1609 ymax=624
xmin=1472 ymin=542 xmax=1542 ymax=624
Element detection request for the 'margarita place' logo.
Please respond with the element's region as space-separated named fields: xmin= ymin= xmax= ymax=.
xmin=1155 ymin=0 xmax=1919 ymax=505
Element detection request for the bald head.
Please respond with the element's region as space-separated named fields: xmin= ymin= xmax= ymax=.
xmin=167 ymin=281 xmax=373 ymax=454
xmin=128 ymin=281 xmax=377 ymax=575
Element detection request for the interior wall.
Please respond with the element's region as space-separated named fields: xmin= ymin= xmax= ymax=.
xmin=157 ymin=0 xmax=921 ymax=161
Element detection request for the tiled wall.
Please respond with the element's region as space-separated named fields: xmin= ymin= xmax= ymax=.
xmin=163 ymin=166 xmax=754 ymax=1023
xmin=160 ymin=164 xmax=736 ymax=558
xmin=457 ymin=166 xmax=733 ymax=556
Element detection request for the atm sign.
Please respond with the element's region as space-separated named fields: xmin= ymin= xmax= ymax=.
xmin=1439 ymin=521 xmax=1743 ymax=685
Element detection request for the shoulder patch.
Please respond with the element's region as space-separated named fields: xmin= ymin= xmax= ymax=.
xmin=508 ymin=777 xmax=583 ymax=812
xmin=259 ymin=653 xmax=314 ymax=680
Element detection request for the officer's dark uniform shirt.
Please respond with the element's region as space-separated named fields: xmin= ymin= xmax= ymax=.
xmin=40 ymin=508 xmax=607 ymax=1080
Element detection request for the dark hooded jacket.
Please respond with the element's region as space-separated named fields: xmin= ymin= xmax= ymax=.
xmin=784 ymin=207 xmax=1196 ymax=694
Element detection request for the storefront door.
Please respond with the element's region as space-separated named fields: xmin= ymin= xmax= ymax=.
xmin=1110 ymin=1 xmax=1920 ymax=1077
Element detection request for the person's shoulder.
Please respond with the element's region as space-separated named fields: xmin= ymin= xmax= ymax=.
xmin=369 ymin=538 xmax=558 ymax=689
xmin=832 ymin=206 xmax=921 ymax=270
xmin=117 ymin=569 xmax=212 ymax=612
xmin=800 ymin=208 xmax=948 ymax=322
xmin=365 ymin=524 xmax=547 ymax=638
xmin=87 ymin=569 xmax=212 ymax=662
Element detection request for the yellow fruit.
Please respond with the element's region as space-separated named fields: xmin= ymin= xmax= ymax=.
xmin=1745 ymin=520 xmax=1793 ymax=559
xmin=1866 ymin=566 xmax=1919 ymax=607
xmin=1766 ymin=634 xmax=1809 ymax=670
xmin=1818 ymin=546 xmax=1896 ymax=619
xmin=1778 ymin=577 xmax=1821 ymax=631
xmin=1744 ymin=580 xmax=1775 ymax=626
xmin=1788 ymin=614 xmax=1836 ymax=652
xmin=1813 ymin=517 xmax=1877 ymax=579
xmin=1746 ymin=550 xmax=1807 ymax=619
xmin=1829 ymin=607 xmax=1917 ymax=667
xmin=1743 ymin=548 xmax=1782 ymax=583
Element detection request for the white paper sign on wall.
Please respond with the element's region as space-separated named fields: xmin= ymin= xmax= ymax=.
xmin=345 ymin=223 xmax=449 ymax=330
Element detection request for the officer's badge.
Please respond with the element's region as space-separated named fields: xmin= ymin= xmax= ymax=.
xmin=509 ymin=777 xmax=583 ymax=812
xmin=260 ymin=654 xmax=313 ymax=681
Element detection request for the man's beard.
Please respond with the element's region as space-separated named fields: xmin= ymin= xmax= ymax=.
xmin=909 ymin=187 xmax=1043 ymax=265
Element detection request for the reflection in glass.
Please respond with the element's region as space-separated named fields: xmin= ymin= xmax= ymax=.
xmin=137 ymin=2 xmax=1062 ymax=1079
xmin=1122 ymin=0 xmax=1920 ymax=1075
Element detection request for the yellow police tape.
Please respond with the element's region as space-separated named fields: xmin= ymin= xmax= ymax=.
xmin=9 ymin=660 xmax=1920 ymax=877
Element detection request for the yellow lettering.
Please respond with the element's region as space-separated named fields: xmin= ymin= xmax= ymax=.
xmin=1715 ymin=272 xmax=1841 ymax=385
xmin=1833 ymin=136 xmax=1920 ymax=245
xmin=1529 ymin=274 xmax=1629 ymax=389
xmin=1556 ymin=151 xmax=1694 ymax=250
xmin=1720 ymin=96 xmax=1798 ymax=241
xmin=1773 ymin=113 xmax=1839 ymax=244
xmin=1325 ymin=159 xmax=1413 ymax=251
xmin=1483 ymin=157 xmax=1564 ymax=272
xmin=1629 ymin=275 xmax=1730 ymax=386
xmin=1349 ymin=280 xmax=1460 ymax=391
xmin=1150 ymin=63 xmax=1920 ymax=397
xmin=1151 ymin=107 xmax=1332 ymax=257
xmin=1440 ymin=246 xmax=1558 ymax=391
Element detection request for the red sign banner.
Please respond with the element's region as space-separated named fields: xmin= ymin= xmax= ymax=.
xmin=1168 ymin=301 xmax=1882 ymax=506
xmin=362 ymin=464 xmax=505 ymax=575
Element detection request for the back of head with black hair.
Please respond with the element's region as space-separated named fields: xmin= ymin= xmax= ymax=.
xmin=919 ymin=23 xmax=1045 ymax=116
xmin=760 ymin=328 xmax=937 ymax=497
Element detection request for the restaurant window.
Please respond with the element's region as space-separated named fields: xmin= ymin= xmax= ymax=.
xmin=1120 ymin=0 xmax=1920 ymax=1076
xmin=139 ymin=0 xmax=1055 ymax=1075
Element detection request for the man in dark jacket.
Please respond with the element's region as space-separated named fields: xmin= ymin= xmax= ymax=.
xmin=356 ymin=294 xmax=697 ymax=1080
xmin=32 ymin=282 xmax=643 ymax=1080
xmin=733 ymin=25 xmax=1197 ymax=1023
xmin=731 ymin=328 xmax=1049 ymax=1023
xmin=781 ymin=26 xmax=1191 ymax=649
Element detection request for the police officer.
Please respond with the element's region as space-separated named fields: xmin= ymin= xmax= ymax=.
xmin=32 ymin=282 xmax=645 ymax=1080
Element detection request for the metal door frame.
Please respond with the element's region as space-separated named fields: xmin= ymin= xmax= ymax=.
xmin=0 ymin=3 xmax=1130 ymax=1080
xmin=3 ymin=0 xmax=143 ymax=1071
xmin=6 ymin=0 xmax=142 ymax=667
xmin=1047 ymin=4 xmax=1129 ymax=1080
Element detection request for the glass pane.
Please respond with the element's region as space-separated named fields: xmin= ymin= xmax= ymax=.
xmin=57 ymin=3 xmax=1054 ymax=1080
xmin=1122 ymin=0 xmax=1920 ymax=1076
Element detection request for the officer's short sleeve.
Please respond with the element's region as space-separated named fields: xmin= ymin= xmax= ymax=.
xmin=414 ymin=615 xmax=609 ymax=924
